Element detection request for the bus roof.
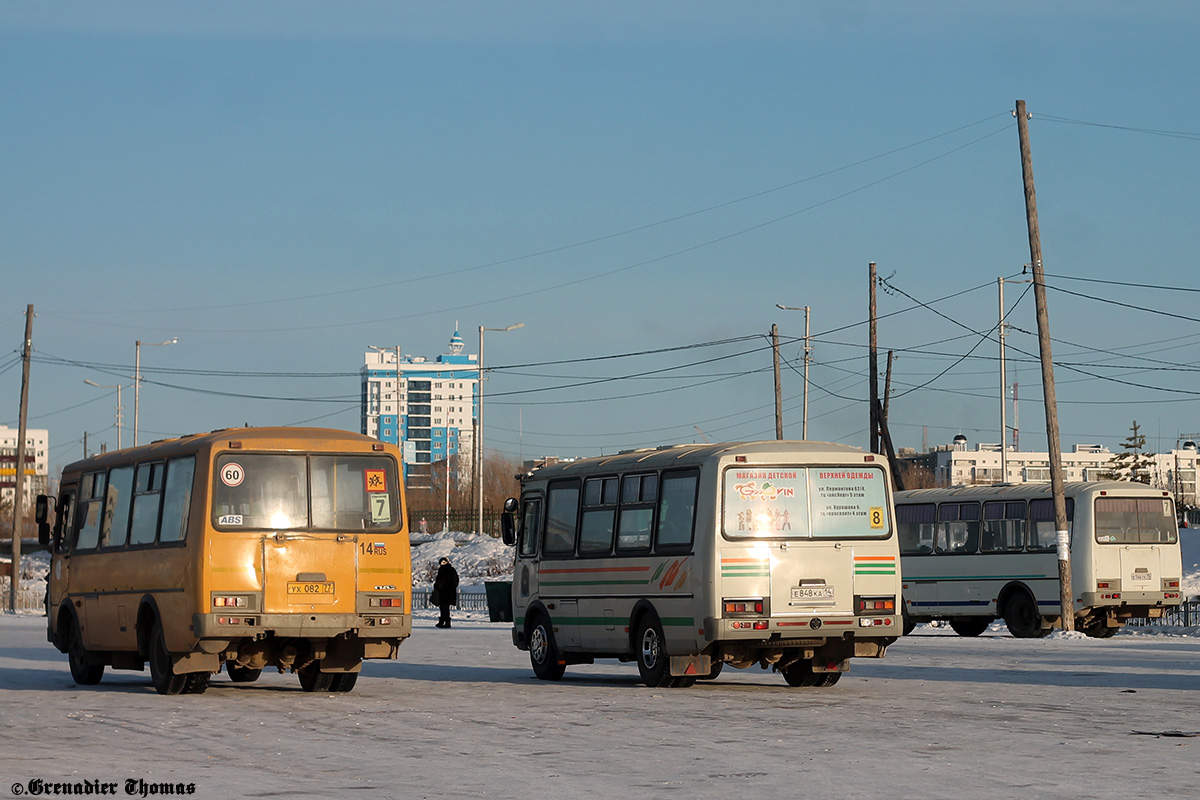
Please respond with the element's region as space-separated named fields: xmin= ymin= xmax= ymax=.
xmin=895 ymin=481 xmax=1174 ymax=502
xmin=58 ymin=426 xmax=388 ymax=477
xmin=522 ymin=439 xmax=881 ymax=482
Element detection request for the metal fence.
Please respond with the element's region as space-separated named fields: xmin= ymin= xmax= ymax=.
xmin=0 ymin=578 xmax=43 ymax=614
xmin=408 ymin=510 xmax=503 ymax=537
xmin=1125 ymin=598 xmax=1198 ymax=628
xmin=412 ymin=589 xmax=488 ymax=612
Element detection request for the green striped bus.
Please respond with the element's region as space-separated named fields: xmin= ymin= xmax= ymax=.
xmin=500 ymin=441 xmax=902 ymax=688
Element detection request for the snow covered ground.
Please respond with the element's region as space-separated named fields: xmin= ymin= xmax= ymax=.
xmin=2 ymin=610 xmax=1199 ymax=799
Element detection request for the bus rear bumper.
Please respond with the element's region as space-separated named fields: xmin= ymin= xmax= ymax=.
xmin=192 ymin=612 xmax=412 ymax=649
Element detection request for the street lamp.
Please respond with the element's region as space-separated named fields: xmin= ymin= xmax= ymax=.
xmin=134 ymin=337 xmax=178 ymax=446
xmin=775 ymin=304 xmax=811 ymax=440
xmin=84 ymin=380 xmax=128 ymax=449
xmin=477 ymin=322 xmax=524 ymax=535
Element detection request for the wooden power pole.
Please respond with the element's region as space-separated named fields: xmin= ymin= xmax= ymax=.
xmin=9 ymin=304 xmax=33 ymax=613
xmin=772 ymin=324 xmax=783 ymax=440
xmin=869 ymin=262 xmax=880 ymax=454
xmin=1016 ymin=99 xmax=1074 ymax=632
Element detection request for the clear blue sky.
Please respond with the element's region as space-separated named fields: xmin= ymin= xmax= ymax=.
xmin=4 ymin=2 xmax=1200 ymax=474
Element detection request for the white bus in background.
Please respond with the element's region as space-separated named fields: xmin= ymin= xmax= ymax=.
xmin=895 ymin=482 xmax=1183 ymax=638
xmin=500 ymin=441 xmax=902 ymax=688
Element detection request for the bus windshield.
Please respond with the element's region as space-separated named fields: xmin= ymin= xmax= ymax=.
xmin=213 ymin=453 xmax=402 ymax=532
xmin=723 ymin=466 xmax=890 ymax=539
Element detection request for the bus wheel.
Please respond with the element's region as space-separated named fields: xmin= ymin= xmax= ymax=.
xmin=226 ymin=662 xmax=262 ymax=683
xmin=298 ymin=662 xmax=334 ymax=693
xmin=182 ymin=672 xmax=210 ymax=695
xmin=148 ymin=621 xmax=187 ymax=695
xmin=1082 ymin=620 xmax=1118 ymax=639
xmin=902 ymin=615 xmax=917 ymax=636
xmin=330 ymin=672 xmax=359 ymax=693
xmin=67 ymin=619 xmax=104 ymax=686
xmin=1003 ymin=592 xmax=1048 ymax=639
xmin=528 ymin=615 xmax=566 ymax=681
xmin=949 ymin=618 xmax=992 ymax=637
xmin=635 ymin=615 xmax=672 ymax=688
xmin=815 ymin=671 xmax=842 ymax=688
xmin=782 ymin=659 xmax=820 ymax=687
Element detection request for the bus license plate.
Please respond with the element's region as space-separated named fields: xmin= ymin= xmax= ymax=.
xmin=288 ymin=581 xmax=334 ymax=596
xmin=792 ymin=586 xmax=834 ymax=601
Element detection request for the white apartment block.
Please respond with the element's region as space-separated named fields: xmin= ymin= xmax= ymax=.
xmin=900 ymin=434 xmax=1199 ymax=506
xmin=0 ymin=424 xmax=49 ymax=508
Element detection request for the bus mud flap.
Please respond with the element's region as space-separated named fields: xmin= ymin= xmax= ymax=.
xmin=670 ymin=654 xmax=711 ymax=677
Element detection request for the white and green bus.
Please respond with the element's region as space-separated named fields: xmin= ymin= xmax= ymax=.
xmin=500 ymin=441 xmax=902 ymax=688
xmin=896 ymin=482 xmax=1184 ymax=638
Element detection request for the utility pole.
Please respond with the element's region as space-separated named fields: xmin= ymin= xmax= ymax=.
xmin=9 ymin=304 xmax=33 ymax=613
xmin=772 ymin=324 xmax=783 ymax=440
xmin=869 ymin=262 xmax=880 ymax=454
xmin=999 ymin=277 xmax=1008 ymax=483
xmin=883 ymin=350 xmax=894 ymax=427
xmin=1017 ymin=99 xmax=1073 ymax=632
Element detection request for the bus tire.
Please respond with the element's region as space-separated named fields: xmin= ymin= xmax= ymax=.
xmin=635 ymin=615 xmax=672 ymax=688
xmin=528 ymin=614 xmax=566 ymax=681
xmin=148 ymin=620 xmax=187 ymax=695
xmin=67 ymin=618 xmax=104 ymax=686
xmin=948 ymin=617 xmax=992 ymax=637
xmin=815 ymin=671 xmax=842 ymax=688
xmin=298 ymin=662 xmax=334 ymax=693
xmin=226 ymin=662 xmax=262 ymax=683
xmin=782 ymin=659 xmax=820 ymax=687
xmin=182 ymin=672 xmax=210 ymax=694
xmin=1003 ymin=591 xmax=1048 ymax=639
xmin=902 ymin=614 xmax=917 ymax=636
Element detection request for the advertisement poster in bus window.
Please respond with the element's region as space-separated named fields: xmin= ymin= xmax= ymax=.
xmin=809 ymin=468 xmax=888 ymax=537
xmin=723 ymin=469 xmax=808 ymax=537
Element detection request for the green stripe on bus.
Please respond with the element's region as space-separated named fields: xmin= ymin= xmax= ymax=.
xmin=722 ymin=570 xmax=770 ymax=577
xmin=538 ymin=579 xmax=651 ymax=587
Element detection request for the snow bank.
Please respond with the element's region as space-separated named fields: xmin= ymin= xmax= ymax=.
xmin=408 ymin=530 xmax=514 ymax=590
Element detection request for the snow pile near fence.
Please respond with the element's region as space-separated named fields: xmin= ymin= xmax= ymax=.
xmin=409 ymin=530 xmax=513 ymax=590
xmin=1181 ymin=528 xmax=1200 ymax=599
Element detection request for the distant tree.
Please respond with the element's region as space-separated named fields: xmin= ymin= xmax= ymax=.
xmin=1104 ymin=421 xmax=1156 ymax=484
xmin=895 ymin=460 xmax=944 ymax=489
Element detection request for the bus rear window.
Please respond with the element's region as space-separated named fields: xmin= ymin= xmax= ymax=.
xmin=1095 ymin=497 xmax=1178 ymax=544
xmin=213 ymin=453 xmax=401 ymax=532
xmin=723 ymin=466 xmax=890 ymax=539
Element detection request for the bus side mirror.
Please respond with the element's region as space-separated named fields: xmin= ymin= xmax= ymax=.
xmin=35 ymin=495 xmax=52 ymax=546
xmin=500 ymin=497 xmax=518 ymax=546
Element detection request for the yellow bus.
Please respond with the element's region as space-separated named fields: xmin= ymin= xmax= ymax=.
xmin=35 ymin=427 xmax=412 ymax=694
xmin=500 ymin=441 xmax=902 ymax=688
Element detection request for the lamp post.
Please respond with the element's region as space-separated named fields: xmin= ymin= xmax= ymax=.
xmin=84 ymin=380 xmax=128 ymax=450
xmin=134 ymin=337 xmax=178 ymax=446
xmin=775 ymin=304 xmax=811 ymax=440
xmin=477 ymin=323 xmax=524 ymax=535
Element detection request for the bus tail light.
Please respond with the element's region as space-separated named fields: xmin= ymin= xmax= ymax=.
xmin=369 ymin=597 xmax=405 ymax=608
xmin=855 ymin=596 xmax=896 ymax=615
xmin=723 ymin=598 xmax=765 ymax=616
xmin=1163 ymin=579 xmax=1180 ymax=590
xmin=1096 ymin=579 xmax=1121 ymax=590
xmin=213 ymin=595 xmax=250 ymax=608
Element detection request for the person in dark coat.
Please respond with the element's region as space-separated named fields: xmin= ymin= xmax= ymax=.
xmin=433 ymin=556 xmax=459 ymax=628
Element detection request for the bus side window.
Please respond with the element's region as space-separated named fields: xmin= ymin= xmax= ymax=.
xmin=518 ymin=497 xmax=542 ymax=558
xmin=1029 ymin=498 xmax=1073 ymax=551
xmin=74 ymin=471 xmax=107 ymax=551
xmin=129 ymin=462 xmax=164 ymax=546
xmin=655 ymin=470 xmax=698 ymax=551
xmin=54 ymin=492 xmax=76 ymax=554
xmin=896 ymin=503 xmax=935 ymax=554
xmin=616 ymin=473 xmax=656 ymax=552
xmin=982 ymin=501 xmax=1026 ymax=552
xmin=579 ymin=477 xmax=617 ymax=556
xmin=101 ymin=466 xmax=135 ymax=548
xmin=543 ymin=481 xmax=580 ymax=556
xmin=159 ymin=456 xmax=196 ymax=543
